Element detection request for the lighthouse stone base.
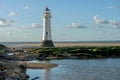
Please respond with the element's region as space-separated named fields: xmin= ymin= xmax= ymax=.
xmin=41 ymin=40 xmax=54 ymax=47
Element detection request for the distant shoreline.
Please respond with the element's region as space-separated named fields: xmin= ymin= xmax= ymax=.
xmin=1 ymin=41 xmax=120 ymax=48
xmin=1 ymin=40 xmax=120 ymax=44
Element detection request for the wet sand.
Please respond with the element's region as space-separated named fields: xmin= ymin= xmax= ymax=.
xmin=6 ymin=43 xmax=120 ymax=48
xmin=55 ymin=43 xmax=120 ymax=47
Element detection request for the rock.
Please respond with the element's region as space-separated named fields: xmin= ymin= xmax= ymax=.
xmin=0 ymin=62 xmax=30 ymax=80
xmin=31 ymin=76 xmax=40 ymax=80
xmin=0 ymin=71 xmax=6 ymax=80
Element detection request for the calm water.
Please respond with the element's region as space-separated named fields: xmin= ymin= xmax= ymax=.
xmin=27 ymin=59 xmax=120 ymax=80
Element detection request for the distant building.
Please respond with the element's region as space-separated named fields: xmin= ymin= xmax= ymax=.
xmin=41 ymin=7 xmax=54 ymax=47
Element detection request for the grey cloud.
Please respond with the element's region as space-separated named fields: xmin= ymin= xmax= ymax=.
xmin=0 ymin=17 xmax=14 ymax=27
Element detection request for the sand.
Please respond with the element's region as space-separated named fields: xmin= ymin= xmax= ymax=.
xmin=6 ymin=43 xmax=120 ymax=48
xmin=55 ymin=43 xmax=120 ymax=47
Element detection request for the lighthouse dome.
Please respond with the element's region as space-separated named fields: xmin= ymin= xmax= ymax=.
xmin=45 ymin=7 xmax=50 ymax=11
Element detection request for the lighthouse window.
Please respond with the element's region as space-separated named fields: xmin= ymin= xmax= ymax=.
xmin=46 ymin=32 xmax=48 ymax=35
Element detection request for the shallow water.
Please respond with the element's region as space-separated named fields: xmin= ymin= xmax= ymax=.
xmin=27 ymin=58 xmax=120 ymax=80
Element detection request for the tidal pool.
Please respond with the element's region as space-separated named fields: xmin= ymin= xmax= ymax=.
xmin=27 ymin=58 xmax=120 ymax=80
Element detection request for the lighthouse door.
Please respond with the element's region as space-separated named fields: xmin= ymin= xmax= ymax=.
xmin=46 ymin=32 xmax=48 ymax=40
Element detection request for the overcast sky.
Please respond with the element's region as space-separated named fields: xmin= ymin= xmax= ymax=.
xmin=0 ymin=0 xmax=120 ymax=42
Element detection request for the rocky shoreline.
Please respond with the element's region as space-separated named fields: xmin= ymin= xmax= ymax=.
xmin=0 ymin=61 xmax=29 ymax=80
xmin=0 ymin=61 xmax=58 ymax=80
xmin=0 ymin=44 xmax=120 ymax=79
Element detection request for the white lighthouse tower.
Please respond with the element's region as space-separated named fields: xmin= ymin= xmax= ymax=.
xmin=41 ymin=7 xmax=54 ymax=47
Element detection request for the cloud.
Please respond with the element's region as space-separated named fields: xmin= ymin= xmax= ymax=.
xmin=9 ymin=11 xmax=18 ymax=16
xmin=0 ymin=17 xmax=14 ymax=27
xmin=93 ymin=15 xmax=109 ymax=24
xmin=93 ymin=15 xmax=120 ymax=28
xmin=108 ymin=6 xmax=120 ymax=9
xmin=32 ymin=23 xmax=42 ymax=28
xmin=66 ymin=22 xmax=87 ymax=29
xmin=22 ymin=23 xmax=42 ymax=30
xmin=109 ymin=20 xmax=120 ymax=28
xmin=24 ymin=6 xmax=29 ymax=9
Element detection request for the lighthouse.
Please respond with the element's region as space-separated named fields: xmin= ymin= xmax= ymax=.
xmin=41 ymin=7 xmax=54 ymax=47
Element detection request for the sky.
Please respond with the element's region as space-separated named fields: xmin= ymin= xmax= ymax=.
xmin=0 ymin=0 xmax=120 ymax=42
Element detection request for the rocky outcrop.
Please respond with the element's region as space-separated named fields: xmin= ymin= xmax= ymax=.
xmin=0 ymin=62 xmax=30 ymax=80
xmin=0 ymin=61 xmax=58 ymax=79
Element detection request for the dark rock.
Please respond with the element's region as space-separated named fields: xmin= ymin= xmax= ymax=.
xmin=31 ymin=76 xmax=40 ymax=80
